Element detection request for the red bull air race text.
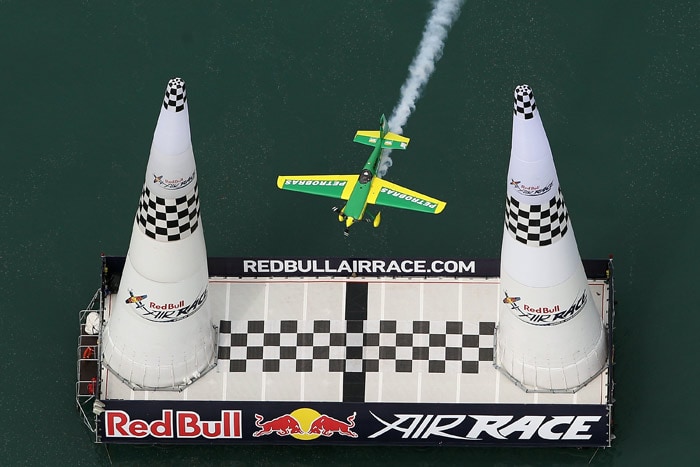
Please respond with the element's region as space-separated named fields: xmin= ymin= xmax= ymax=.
xmin=98 ymin=401 xmax=610 ymax=446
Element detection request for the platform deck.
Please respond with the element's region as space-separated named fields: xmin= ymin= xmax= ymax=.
xmin=101 ymin=276 xmax=611 ymax=406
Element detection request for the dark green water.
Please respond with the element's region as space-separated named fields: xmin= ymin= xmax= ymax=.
xmin=1 ymin=1 xmax=697 ymax=465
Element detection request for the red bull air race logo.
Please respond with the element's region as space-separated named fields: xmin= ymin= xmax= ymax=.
xmin=105 ymin=409 xmax=241 ymax=440
xmin=503 ymin=290 xmax=588 ymax=326
xmin=510 ymin=179 xmax=553 ymax=197
xmin=253 ymin=409 xmax=357 ymax=439
xmin=102 ymin=407 xmax=357 ymax=443
xmin=152 ymin=170 xmax=195 ymax=190
xmin=367 ymin=412 xmax=603 ymax=443
xmin=99 ymin=403 xmax=608 ymax=445
xmin=125 ymin=288 xmax=208 ymax=323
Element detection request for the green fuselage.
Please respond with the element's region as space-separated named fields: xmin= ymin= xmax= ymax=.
xmin=342 ymin=144 xmax=382 ymax=220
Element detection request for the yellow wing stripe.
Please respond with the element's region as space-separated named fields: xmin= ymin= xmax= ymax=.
xmin=355 ymin=130 xmax=410 ymax=145
xmin=277 ymin=175 xmax=358 ymax=200
xmin=355 ymin=130 xmax=380 ymax=139
xmin=367 ymin=178 xmax=446 ymax=214
xmin=384 ymin=132 xmax=410 ymax=145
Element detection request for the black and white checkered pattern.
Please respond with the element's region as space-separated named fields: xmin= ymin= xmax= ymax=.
xmin=505 ymin=187 xmax=569 ymax=247
xmin=135 ymin=183 xmax=200 ymax=241
xmin=217 ymin=319 xmax=495 ymax=374
xmin=513 ymin=84 xmax=537 ymax=119
xmin=163 ymin=77 xmax=187 ymax=112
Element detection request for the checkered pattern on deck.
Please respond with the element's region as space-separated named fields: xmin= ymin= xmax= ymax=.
xmin=505 ymin=187 xmax=569 ymax=246
xmin=163 ymin=77 xmax=187 ymax=112
xmin=217 ymin=319 xmax=495 ymax=374
xmin=513 ymin=84 xmax=537 ymax=119
xmin=135 ymin=183 xmax=200 ymax=241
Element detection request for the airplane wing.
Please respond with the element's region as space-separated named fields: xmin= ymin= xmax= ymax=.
xmin=276 ymin=175 xmax=357 ymax=200
xmin=367 ymin=178 xmax=446 ymax=214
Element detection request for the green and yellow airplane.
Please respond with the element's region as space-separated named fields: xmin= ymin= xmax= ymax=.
xmin=276 ymin=115 xmax=446 ymax=236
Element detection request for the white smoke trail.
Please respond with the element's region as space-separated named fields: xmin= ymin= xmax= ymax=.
xmin=378 ymin=0 xmax=464 ymax=177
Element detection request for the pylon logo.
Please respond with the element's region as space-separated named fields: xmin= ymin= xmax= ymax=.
xmin=502 ymin=293 xmax=521 ymax=309
xmin=152 ymin=170 xmax=195 ymax=190
xmin=506 ymin=290 xmax=588 ymax=326
xmin=124 ymin=289 xmax=208 ymax=323
xmin=252 ymin=409 xmax=357 ymax=440
xmin=125 ymin=290 xmax=148 ymax=310
xmin=510 ymin=179 xmax=553 ymax=197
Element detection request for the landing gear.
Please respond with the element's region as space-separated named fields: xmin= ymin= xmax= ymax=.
xmin=332 ymin=206 xmax=347 ymax=223
xmin=373 ymin=211 xmax=382 ymax=228
xmin=365 ymin=211 xmax=382 ymax=228
xmin=333 ymin=206 xmax=380 ymax=236
xmin=334 ymin=206 xmax=352 ymax=236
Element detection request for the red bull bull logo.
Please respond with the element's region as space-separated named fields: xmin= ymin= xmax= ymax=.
xmin=308 ymin=413 xmax=357 ymax=438
xmin=252 ymin=414 xmax=304 ymax=437
xmin=253 ymin=409 xmax=357 ymax=439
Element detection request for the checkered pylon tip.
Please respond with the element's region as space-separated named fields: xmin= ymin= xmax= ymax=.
xmin=163 ymin=77 xmax=187 ymax=112
xmin=135 ymin=183 xmax=200 ymax=241
xmin=513 ymin=84 xmax=536 ymax=119
xmin=505 ymin=187 xmax=569 ymax=246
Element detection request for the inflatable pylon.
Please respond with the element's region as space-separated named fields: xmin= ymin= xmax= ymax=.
xmin=102 ymin=78 xmax=216 ymax=390
xmin=496 ymin=85 xmax=607 ymax=391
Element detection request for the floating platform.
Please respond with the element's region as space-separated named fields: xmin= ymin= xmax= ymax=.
xmin=76 ymin=256 xmax=615 ymax=447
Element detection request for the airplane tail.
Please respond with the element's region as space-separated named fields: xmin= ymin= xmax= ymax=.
xmin=353 ymin=114 xmax=410 ymax=150
xmin=379 ymin=114 xmax=389 ymax=138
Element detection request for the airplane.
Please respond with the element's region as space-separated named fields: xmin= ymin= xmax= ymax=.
xmin=502 ymin=292 xmax=521 ymax=309
xmin=125 ymin=290 xmax=148 ymax=310
xmin=276 ymin=115 xmax=446 ymax=236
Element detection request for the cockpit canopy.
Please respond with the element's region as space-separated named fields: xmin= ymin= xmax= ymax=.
xmin=359 ymin=169 xmax=373 ymax=184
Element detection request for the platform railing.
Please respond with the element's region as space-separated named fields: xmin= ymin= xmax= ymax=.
xmin=605 ymin=257 xmax=617 ymax=445
xmin=75 ymin=288 xmax=103 ymax=442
